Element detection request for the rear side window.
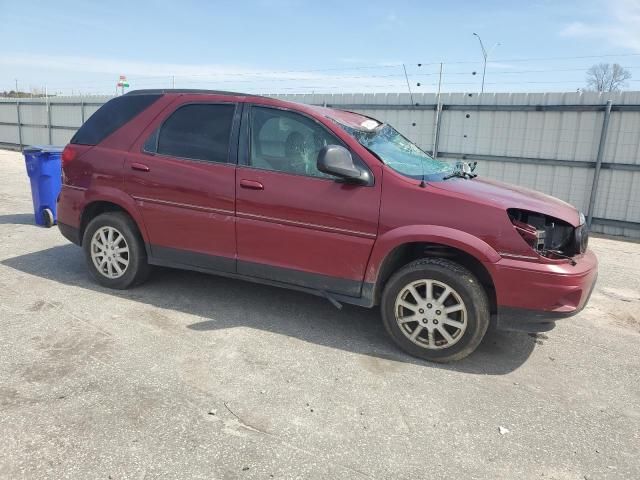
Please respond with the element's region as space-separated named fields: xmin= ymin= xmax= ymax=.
xmin=155 ymin=103 xmax=235 ymax=163
xmin=71 ymin=94 xmax=160 ymax=145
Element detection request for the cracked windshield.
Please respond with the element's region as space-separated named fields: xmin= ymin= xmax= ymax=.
xmin=340 ymin=122 xmax=451 ymax=178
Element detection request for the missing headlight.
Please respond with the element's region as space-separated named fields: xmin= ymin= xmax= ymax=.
xmin=508 ymin=208 xmax=580 ymax=258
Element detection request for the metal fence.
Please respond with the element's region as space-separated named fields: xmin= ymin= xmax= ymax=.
xmin=0 ymin=96 xmax=111 ymax=147
xmin=1 ymin=91 xmax=639 ymax=238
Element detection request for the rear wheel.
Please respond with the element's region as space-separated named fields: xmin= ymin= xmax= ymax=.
xmin=381 ymin=258 xmax=489 ymax=362
xmin=82 ymin=212 xmax=150 ymax=289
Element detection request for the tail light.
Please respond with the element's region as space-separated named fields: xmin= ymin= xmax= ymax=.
xmin=61 ymin=145 xmax=77 ymax=166
xmin=511 ymin=218 xmax=546 ymax=251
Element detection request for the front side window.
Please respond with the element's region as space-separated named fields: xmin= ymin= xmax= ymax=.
xmin=156 ymin=103 xmax=235 ymax=162
xmin=339 ymin=122 xmax=451 ymax=179
xmin=249 ymin=106 xmax=339 ymax=178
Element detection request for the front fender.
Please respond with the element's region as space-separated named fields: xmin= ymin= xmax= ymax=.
xmin=364 ymin=225 xmax=501 ymax=283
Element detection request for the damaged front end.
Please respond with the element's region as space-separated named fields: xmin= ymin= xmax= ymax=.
xmin=494 ymin=208 xmax=597 ymax=333
xmin=508 ymin=208 xmax=589 ymax=262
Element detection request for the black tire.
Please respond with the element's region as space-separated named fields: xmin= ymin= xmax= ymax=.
xmin=82 ymin=212 xmax=150 ymax=289
xmin=42 ymin=208 xmax=54 ymax=228
xmin=381 ymin=258 xmax=489 ymax=362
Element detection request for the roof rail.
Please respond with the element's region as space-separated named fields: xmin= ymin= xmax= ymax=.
xmin=124 ymin=88 xmax=258 ymax=97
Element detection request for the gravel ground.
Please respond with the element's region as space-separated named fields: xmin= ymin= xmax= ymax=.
xmin=0 ymin=149 xmax=639 ymax=480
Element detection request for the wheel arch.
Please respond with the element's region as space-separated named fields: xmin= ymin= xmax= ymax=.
xmin=366 ymin=226 xmax=499 ymax=313
xmin=79 ymin=191 xmax=148 ymax=246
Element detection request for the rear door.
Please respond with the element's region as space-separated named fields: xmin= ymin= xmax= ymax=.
xmin=235 ymin=104 xmax=381 ymax=297
xmin=125 ymin=96 xmax=241 ymax=272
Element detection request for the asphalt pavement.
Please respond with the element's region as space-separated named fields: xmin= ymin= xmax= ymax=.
xmin=1 ymin=149 xmax=639 ymax=479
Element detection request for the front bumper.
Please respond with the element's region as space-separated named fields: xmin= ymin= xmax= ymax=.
xmin=492 ymin=249 xmax=598 ymax=332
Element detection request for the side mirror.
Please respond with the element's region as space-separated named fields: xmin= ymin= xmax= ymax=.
xmin=317 ymin=145 xmax=370 ymax=185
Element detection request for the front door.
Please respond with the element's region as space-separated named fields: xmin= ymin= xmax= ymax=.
xmin=235 ymin=105 xmax=381 ymax=297
xmin=125 ymin=99 xmax=239 ymax=272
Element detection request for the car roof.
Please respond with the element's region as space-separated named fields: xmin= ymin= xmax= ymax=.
xmin=305 ymin=105 xmax=381 ymax=131
xmin=124 ymin=89 xmax=380 ymax=130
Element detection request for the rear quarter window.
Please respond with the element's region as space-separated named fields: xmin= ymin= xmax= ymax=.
xmin=71 ymin=94 xmax=161 ymax=146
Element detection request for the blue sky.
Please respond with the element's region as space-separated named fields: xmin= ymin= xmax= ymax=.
xmin=2 ymin=0 xmax=640 ymax=95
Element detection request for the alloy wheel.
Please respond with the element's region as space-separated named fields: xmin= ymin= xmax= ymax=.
xmin=90 ymin=226 xmax=130 ymax=279
xmin=394 ymin=279 xmax=468 ymax=350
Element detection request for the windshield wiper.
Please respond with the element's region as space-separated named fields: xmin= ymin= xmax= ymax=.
xmin=443 ymin=170 xmax=477 ymax=180
xmin=443 ymin=160 xmax=478 ymax=180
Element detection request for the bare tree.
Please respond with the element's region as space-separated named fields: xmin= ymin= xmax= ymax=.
xmin=586 ymin=63 xmax=632 ymax=92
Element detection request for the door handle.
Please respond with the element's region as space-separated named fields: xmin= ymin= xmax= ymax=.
xmin=240 ymin=179 xmax=264 ymax=190
xmin=131 ymin=162 xmax=150 ymax=172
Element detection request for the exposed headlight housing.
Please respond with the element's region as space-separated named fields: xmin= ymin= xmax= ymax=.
xmin=508 ymin=209 xmax=578 ymax=258
xmin=511 ymin=218 xmax=546 ymax=251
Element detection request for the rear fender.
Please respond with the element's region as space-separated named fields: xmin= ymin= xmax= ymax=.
xmin=83 ymin=187 xmax=149 ymax=243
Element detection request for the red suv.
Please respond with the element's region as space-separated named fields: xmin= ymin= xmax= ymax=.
xmin=58 ymin=90 xmax=597 ymax=362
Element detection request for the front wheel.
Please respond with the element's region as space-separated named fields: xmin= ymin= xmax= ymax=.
xmin=381 ymin=258 xmax=490 ymax=362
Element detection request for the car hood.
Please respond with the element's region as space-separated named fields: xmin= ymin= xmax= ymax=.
xmin=430 ymin=177 xmax=581 ymax=226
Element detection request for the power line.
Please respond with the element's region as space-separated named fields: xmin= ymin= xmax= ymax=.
xmin=35 ymin=63 xmax=640 ymax=90
xmin=26 ymin=51 xmax=640 ymax=87
xmin=427 ymin=52 xmax=640 ymax=65
xmin=11 ymin=51 xmax=640 ymax=95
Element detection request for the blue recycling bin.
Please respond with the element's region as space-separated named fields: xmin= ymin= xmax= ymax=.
xmin=23 ymin=145 xmax=63 ymax=227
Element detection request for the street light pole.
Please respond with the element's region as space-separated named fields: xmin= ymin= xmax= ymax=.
xmin=473 ymin=33 xmax=500 ymax=94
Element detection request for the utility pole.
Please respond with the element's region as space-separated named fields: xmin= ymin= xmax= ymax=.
xmin=473 ymin=33 xmax=500 ymax=94
xmin=432 ymin=62 xmax=444 ymax=158
xmin=172 ymin=75 xmax=175 ymax=88
xmin=402 ymin=64 xmax=414 ymax=105
xmin=15 ymin=78 xmax=18 ymax=93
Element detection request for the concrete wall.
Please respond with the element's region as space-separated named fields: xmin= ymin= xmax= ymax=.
xmin=1 ymin=91 xmax=639 ymax=238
